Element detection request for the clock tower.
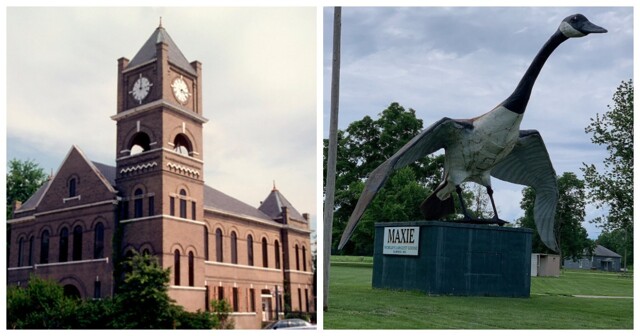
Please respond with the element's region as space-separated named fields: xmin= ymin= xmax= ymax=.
xmin=111 ymin=23 xmax=208 ymax=289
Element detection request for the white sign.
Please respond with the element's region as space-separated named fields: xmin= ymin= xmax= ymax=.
xmin=383 ymin=226 xmax=420 ymax=256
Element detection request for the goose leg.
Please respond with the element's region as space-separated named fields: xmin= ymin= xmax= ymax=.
xmin=455 ymin=185 xmax=475 ymax=221
xmin=486 ymin=186 xmax=508 ymax=226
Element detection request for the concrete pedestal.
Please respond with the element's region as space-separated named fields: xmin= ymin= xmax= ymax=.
xmin=372 ymin=221 xmax=533 ymax=297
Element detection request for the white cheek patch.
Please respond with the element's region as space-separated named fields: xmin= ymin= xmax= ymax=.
xmin=559 ymin=21 xmax=585 ymax=37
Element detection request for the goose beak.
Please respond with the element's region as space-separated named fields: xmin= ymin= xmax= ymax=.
xmin=581 ymin=21 xmax=607 ymax=34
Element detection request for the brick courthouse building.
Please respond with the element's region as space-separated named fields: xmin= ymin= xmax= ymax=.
xmin=7 ymin=24 xmax=315 ymax=329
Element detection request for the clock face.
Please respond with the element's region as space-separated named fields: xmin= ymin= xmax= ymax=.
xmin=171 ymin=76 xmax=191 ymax=104
xmin=129 ymin=75 xmax=152 ymax=104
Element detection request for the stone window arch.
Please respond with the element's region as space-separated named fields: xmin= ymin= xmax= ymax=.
xmin=179 ymin=189 xmax=187 ymax=219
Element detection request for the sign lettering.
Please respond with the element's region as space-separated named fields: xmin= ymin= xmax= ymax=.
xmin=383 ymin=226 xmax=420 ymax=256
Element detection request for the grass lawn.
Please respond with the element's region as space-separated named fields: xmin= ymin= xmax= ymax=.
xmin=325 ymin=257 xmax=633 ymax=329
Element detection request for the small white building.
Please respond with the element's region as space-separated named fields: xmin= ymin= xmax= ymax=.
xmin=531 ymin=253 xmax=560 ymax=277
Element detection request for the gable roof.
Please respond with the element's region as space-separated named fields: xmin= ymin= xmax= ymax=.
xmin=92 ymin=161 xmax=116 ymax=187
xmin=258 ymin=188 xmax=306 ymax=223
xmin=593 ymin=245 xmax=622 ymax=258
xmin=127 ymin=26 xmax=196 ymax=76
xmin=17 ymin=180 xmax=51 ymax=213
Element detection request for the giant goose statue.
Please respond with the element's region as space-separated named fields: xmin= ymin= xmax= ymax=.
xmin=338 ymin=14 xmax=607 ymax=252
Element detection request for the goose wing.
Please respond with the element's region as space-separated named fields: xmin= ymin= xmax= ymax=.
xmin=337 ymin=117 xmax=471 ymax=250
xmin=490 ymin=130 xmax=559 ymax=251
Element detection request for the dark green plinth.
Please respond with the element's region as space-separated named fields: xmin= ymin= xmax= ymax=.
xmin=373 ymin=221 xmax=533 ymax=297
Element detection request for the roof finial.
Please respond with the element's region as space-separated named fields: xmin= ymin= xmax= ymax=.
xmin=273 ymin=180 xmax=277 ymax=191
xmin=159 ymin=16 xmax=163 ymax=28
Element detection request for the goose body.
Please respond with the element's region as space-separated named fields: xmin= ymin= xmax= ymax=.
xmin=338 ymin=14 xmax=607 ymax=252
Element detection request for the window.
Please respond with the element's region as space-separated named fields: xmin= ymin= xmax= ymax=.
xmin=216 ymin=229 xmax=223 ymax=262
xmin=69 ymin=178 xmax=76 ymax=197
xmin=40 ymin=230 xmax=50 ymax=264
xmin=262 ymin=238 xmax=268 ymax=268
xmin=230 ymin=232 xmax=238 ymax=264
xmin=94 ymin=280 xmax=102 ymax=299
xmin=148 ymin=196 xmax=155 ymax=216
xmin=173 ymin=134 xmax=192 ymax=156
xmin=298 ymin=288 xmax=303 ymax=312
xmin=17 ymin=237 xmax=24 ymax=267
xmin=305 ymin=288 xmax=310 ymax=312
xmin=59 ymin=228 xmax=69 ymax=262
xmin=134 ymin=188 xmax=143 ymax=218
xmin=295 ymin=244 xmax=300 ymax=270
xmin=130 ymin=132 xmax=151 ymax=155
xmin=94 ymin=223 xmax=104 ymax=259
xmin=188 ymin=251 xmax=195 ymax=287
xmin=28 ymin=236 xmax=34 ymax=266
xmin=121 ymin=200 xmax=129 ymax=220
xmin=204 ymin=226 xmax=209 ymax=261
xmin=232 ymin=287 xmax=239 ymax=312
xmin=192 ymin=202 xmax=196 ymax=220
xmin=170 ymin=197 xmax=175 ymax=216
xmin=73 ymin=226 xmax=83 ymax=261
xmin=174 ymin=250 xmax=181 ymax=286
xmin=217 ymin=286 xmax=224 ymax=301
xmin=302 ymin=246 xmax=307 ymax=272
xmin=249 ymin=288 xmax=256 ymax=312
xmin=247 ymin=235 xmax=254 ymax=266
xmin=274 ymin=240 xmax=281 ymax=269
xmin=179 ymin=189 xmax=187 ymax=219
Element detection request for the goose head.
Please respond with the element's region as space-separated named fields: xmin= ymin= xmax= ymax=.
xmin=558 ymin=14 xmax=607 ymax=38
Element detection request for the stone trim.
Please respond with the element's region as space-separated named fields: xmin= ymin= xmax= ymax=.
xmin=169 ymin=285 xmax=207 ymax=292
xmin=204 ymin=261 xmax=283 ymax=273
xmin=8 ymin=257 xmax=109 ymax=271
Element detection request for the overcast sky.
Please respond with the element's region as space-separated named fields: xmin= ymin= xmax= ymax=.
xmin=323 ymin=7 xmax=633 ymax=239
xmin=6 ymin=7 xmax=317 ymax=229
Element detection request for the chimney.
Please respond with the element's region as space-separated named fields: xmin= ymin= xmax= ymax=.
xmin=12 ymin=200 xmax=22 ymax=215
xmin=303 ymin=213 xmax=309 ymax=221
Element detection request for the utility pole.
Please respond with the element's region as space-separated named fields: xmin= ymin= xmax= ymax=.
xmin=323 ymin=6 xmax=341 ymax=312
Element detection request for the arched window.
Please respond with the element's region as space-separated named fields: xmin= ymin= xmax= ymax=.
xmin=215 ymin=229 xmax=223 ymax=262
xmin=28 ymin=236 xmax=34 ymax=266
xmin=63 ymin=285 xmax=81 ymax=299
xmin=179 ymin=189 xmax=187 ymax=219
xmin=275 ymin=240 xmax=281 ymax=269
xmin=188 ymin=251 xmax=195 ymax=287
xmin=130 ymin=132 xmax=151 ymax=155
xmin=204 ymin=226 xmax=209 ymax=261
xmin=230 ymin=232 xmax=238 ymax=264
xmin=302 ymin=245 xmax=307 ymax=272
xmin=295 ymin=244 xmax=300 ymax=270
xmin=174 ymin=250 xmax=181 ymax=286
xmin=173 ymin=134 xmax=192 ymax=156
xmin=69 ymin=178 xmax=77 ymax=197
xmin=94 ymin=223 xmax=104 ymax=259
xmin=59 ymin=228 xmax=69 ymax=262
xmin=73 ymin=226 xmax=83 ymax=261
xmin=134 ymin=188 xmax=143 ymax=218
xmin=247 ymin=235 xmax=254 ymax=266
xmin=40 ymin=230 xmax=50 ymax=264
xmin=262 ymin=238 xmax=269 ymax=268
xmin=17 ymin=237 xmax=24 ymax=267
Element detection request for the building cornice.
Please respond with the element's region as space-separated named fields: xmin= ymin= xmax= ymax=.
xmin=204 ymin=260 xmax=283 ymax=273
xmin=111 ymin=99 xmax=208 ymax=124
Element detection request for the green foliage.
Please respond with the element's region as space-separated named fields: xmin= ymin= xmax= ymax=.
xmin=7 ymin=276 xmax=77 ymax=329
xmin=6 ymin=158 xmax=47 ymax=219
xmin=7 ymin=253 xmax=226 ymax=329
xmin=324 ymin=103 xmax=445 ymax=255
xmin=518 ymin=172 xmax=593 ymax=260
xmin=210 ymin=299 xmax=235 ymax=329
xmin=581 ymin=79 xmax=633 ymax=234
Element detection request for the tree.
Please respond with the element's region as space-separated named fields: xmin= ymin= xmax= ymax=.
xmin=7 ymin=276 xmax=77 ymax=329
xmin=581 ymin=79 xmax=633 ymax=269
xmin=6 ymin=158 xmax=47 ymax=219
xmin=517 ymin=172 xmax=593 ymax=261
xmin=324 ymin=103 xmax=445 ymax=255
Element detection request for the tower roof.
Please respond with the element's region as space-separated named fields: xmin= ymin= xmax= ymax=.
xmin=258 ymin=187 xmax=307 ymax=223
xmin=127 ymin=25 xmax=196 ymax=76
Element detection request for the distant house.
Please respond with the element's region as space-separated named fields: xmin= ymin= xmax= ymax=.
xmin=563 ymin=245 xmax=622 ymax=272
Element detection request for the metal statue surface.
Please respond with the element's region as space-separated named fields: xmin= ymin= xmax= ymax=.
xmin=338 ymin=14 xmax=607 ymax=252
